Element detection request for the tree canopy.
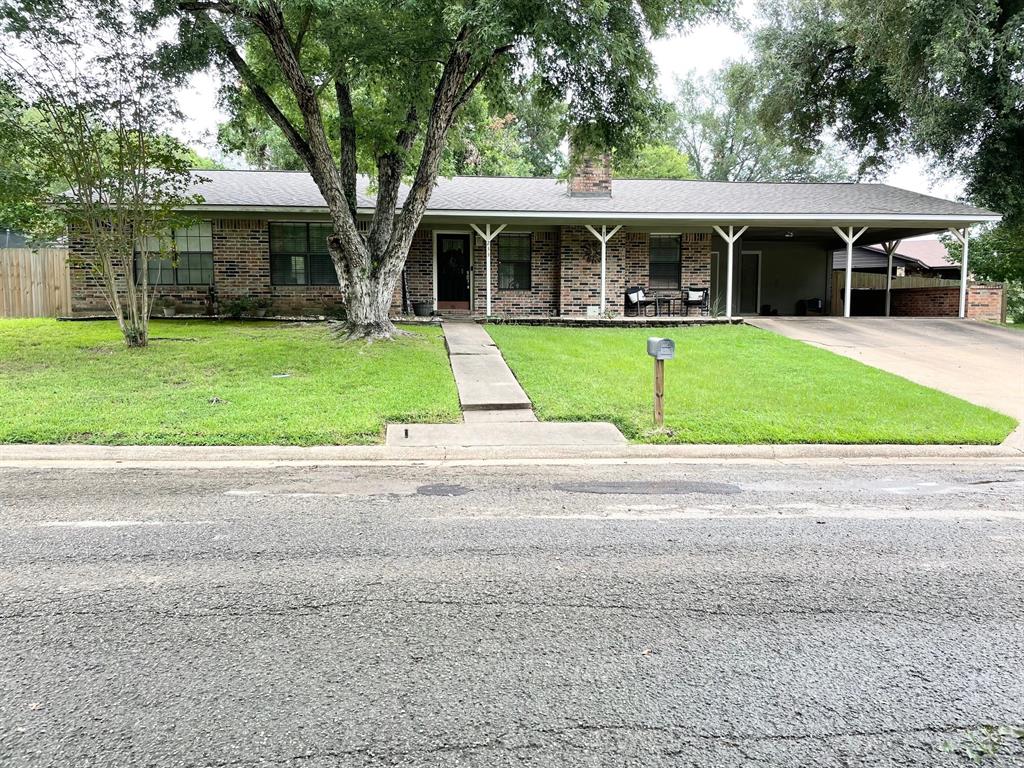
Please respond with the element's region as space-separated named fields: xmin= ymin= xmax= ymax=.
xmin=613 ymin=143 xmax=694 ymax=179
xmin=0 ymin=0 xmax=201 ymax=346
xmin=672 ymin=61 xmax=850 ymax=182
xmin=751 ymin=0 xmax=1022 ymax=222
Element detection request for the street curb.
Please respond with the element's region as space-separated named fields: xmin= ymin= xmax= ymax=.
xmin=2 ymin=442 xmax=1022 ymax=468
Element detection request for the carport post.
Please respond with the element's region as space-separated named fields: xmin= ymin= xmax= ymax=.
xmin=585 ymin=224 xmax=622 ymax=314
xmin=712 ymin=225 xmax=748 ymax=319
xmin=469 ymin=223 xmax=506 ymax=316
xmin=882 ymin=240 xmax=902 ymax=317
xmin=947 ymin=227 xmax=970 ymax=318
xmin=832 ymin=226 xmax=868 ymax=318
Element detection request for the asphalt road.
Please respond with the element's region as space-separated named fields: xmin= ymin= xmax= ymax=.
xmin=1 ymin=460 xmax=1023 ymax=767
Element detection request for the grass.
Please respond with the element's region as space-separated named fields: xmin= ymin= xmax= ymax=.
xmin=0 ymin=319 xmax=460 ymax=445
xmin=486 ymin=324 xmax=1017 ymax=444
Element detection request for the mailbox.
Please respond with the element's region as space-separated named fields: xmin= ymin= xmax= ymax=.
xmin=647 ymin=337 xmax=675 ymax=360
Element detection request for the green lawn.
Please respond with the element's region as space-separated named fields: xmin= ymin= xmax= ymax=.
xmin=487 ymin=324 xmax=1016 ymax=444
xmin=0 ymin=319 xmax=460 ymax=445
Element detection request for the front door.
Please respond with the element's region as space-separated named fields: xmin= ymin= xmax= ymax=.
xmin=436 ymin=234 xmax=471 ymax=310
xmin=734 ymin=251 xmax=761 ymax=315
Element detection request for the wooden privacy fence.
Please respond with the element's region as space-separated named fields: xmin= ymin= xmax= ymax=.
xmin=0 ymin=248 xmax=72 ymax=318
xmin=830 ymin=270 xmax=964 ymax=314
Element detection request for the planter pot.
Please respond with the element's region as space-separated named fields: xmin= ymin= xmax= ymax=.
xmin=255 ymin=308 xmax=268 ymax=318
xmin=162 ymin=308 xmax=176 ymax=317
xmin=412 ymin=301 xmax=433 ymax=317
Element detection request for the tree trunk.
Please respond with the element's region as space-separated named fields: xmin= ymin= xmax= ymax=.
xmin=343 ymin=275 xmax=400 ymax=340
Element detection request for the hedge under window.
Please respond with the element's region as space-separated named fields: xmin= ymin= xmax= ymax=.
xmin=135 ymin=222 xmax=213 ymax=286
xmin=498 ymin=233 xmax=531 ymax=290
xmin=269 ymin=222 xmax=335 ymax=285
xmin=649 ymin=234 xmax=681 ymax=289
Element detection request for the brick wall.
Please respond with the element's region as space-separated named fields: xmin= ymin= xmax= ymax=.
xmin=558 ymin=227 xmax=711 ymax=316
xmin=471 ymin=230 xmax=560 ymax=316
xmin=568 ymin=153 xmax=612 ymax=196
xmin=70 ymin=218 xmax=713 ymax=319
xmin=890 ymin=283 xmax=1004 ymax=321
xmin=391 ymin=228 xmax=434 ymax=313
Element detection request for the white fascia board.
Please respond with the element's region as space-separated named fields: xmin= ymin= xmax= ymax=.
xmin=180 ymin=204 xmax=1000 ymax=226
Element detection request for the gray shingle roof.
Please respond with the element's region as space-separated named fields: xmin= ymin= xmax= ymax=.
xmin=187 ymin=169 xmax=997 ymax=220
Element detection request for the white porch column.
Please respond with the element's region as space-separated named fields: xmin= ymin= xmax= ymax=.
xmin=947 ymin=227 xmax=971 ymax=318
xmin=469 ymin=223 xmax=506 ymax=316
xmin=882 ymin=240 xmax=901 ymax=317
xmin=832 ymin=226 xmax=868 ymax=318
xmin=712 ymin=225 xmax=748 ymax=319
xmin=584 ymin=224 xmax=622 ymax=314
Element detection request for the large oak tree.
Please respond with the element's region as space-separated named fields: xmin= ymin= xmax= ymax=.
xmin=160 ymin=0 xmax=728 ymax=339
xmin=750 ymin=0 xmax=1023 ymax=292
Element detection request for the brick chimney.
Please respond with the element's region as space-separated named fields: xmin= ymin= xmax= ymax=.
xmin=568 ymin=149 xmax=612 ymax=197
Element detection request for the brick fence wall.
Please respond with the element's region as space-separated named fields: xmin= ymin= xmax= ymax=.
xmin=891 ymin=283 xmax=1004 ymax=321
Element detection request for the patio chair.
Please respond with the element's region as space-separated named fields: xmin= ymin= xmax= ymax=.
xmin=683 ymin=286 xmax=709 ymax=316
xmin=625 ymin=286 xmax=656 ymax=317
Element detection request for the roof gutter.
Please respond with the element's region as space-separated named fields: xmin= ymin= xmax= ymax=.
xmin=180 ymin=205 xmax=1000 ymax=226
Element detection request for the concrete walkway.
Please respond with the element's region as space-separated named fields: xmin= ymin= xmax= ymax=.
xmin=441 ymin=321 xmax=533 ymax=411
xmin=385 ymin=322 xmax=626 ymax=449
xmin=749 ymin=317 xmax=1024 ymax=447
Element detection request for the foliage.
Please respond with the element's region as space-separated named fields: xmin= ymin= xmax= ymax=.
xmin=221 ymin=296 xmax=256 ymax=318
xmin=0 ymin=319 xmax=461 ymax=444
xmin=179 ymin=146 xmax=224 ymax=169
xmin=672 ymin=61 xmax=850 ymax=182
xmin=941 ymin=724 xmax=1024 ymax=762
xmin=0 ymin=0 xmax=200 ymax=347
xmin=220 ymin=83 xmax=565 ymax=177
xmin=614 ymin=144 xmax=694 ymax=180
xmin=486 ymin=324 xmax=1015 ymax=444
xmin=751 ymin=0 xmax=1023 ymax=223
xmin=155 ymin=0 xmax=731 ymax=338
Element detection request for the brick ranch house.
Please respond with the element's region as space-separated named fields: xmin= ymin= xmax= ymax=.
xmin=69 ymin=156 xmax=1002 ymax=321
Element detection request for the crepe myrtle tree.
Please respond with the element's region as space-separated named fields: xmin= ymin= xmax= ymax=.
xmin=160 ymin=0 xmax=729 ymax=340
xmin=0 ymin=0 xmax=201 ymax=347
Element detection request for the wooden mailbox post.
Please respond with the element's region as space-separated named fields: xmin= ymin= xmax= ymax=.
xmin=646 ymin=337 xmax=675 ymax=427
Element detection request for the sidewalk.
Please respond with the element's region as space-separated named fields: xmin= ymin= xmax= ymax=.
xmin=384 ymin=322 xmax=627 ymax=449
xmin=1 ymin=442 xmax=1020 ymax=468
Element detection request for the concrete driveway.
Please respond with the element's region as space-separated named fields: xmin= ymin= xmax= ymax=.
xmin=747 ymin=317 xmax=1024 ymax=445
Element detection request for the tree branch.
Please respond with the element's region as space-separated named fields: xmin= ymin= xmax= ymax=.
xmin=334 ymin=76 xmax=357 ymax=217
xmin=454 ymin=44 xmax=515 ymax=111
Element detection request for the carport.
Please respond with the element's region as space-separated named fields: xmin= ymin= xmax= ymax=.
xmin=708 ymin=222 xmax=990 ymax=320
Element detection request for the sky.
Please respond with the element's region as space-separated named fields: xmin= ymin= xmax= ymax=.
xmin=174 ymin=5 xmax=965 ymax=201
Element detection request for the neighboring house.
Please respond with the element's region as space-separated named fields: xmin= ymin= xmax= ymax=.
xmin=68 ymin=156 xmax=999 ymax=320
xmin=2 ymin=228 xmax=32 ymax=249
xmin=830 ymin=238 xmax=960 ymax=279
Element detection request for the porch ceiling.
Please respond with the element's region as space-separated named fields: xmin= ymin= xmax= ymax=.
xmin=732 ymin=225 xmax=948 ymax=249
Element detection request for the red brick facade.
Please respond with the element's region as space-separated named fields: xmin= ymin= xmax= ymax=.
xmin=70 ymin=217 xmax=715 ymax=318
xmin=568 ymin=153 xmax=613 ymax=196
xmin=891 ymin=284 xmax=1005 ymax=322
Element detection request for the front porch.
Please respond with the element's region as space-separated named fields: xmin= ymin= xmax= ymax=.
xmin=397 ymin=220 xmax=977 ymax=321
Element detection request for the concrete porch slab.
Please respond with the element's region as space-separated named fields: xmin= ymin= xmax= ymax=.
xmin=385 ymin=422 xmax=626 ymax=448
